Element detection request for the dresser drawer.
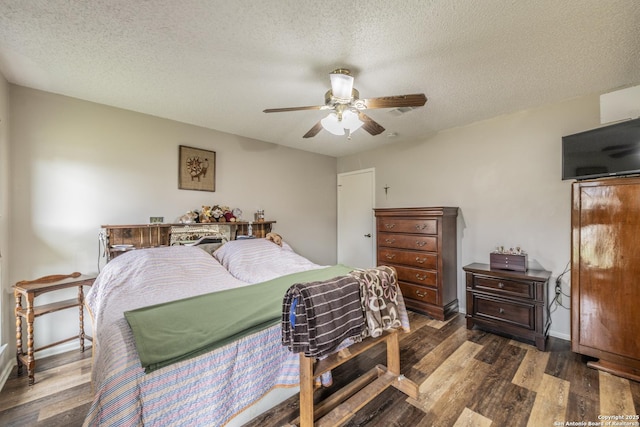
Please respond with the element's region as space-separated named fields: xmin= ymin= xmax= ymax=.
xmin=378 ymin=248 xmax=437 ymax=269
xmin=399 ymin=282 xmax=438 ymax=304
xmin=472 ymin=294 xmax=534 ymax=330
xmin=472 ymin=276 xmax=534 ymax=299
xmin=378 ymin=232 xmax=437 ymax=251
xmin=394 ymin=265 xmax=437 ymax=286
xmin=377 ymin=218 xmax=437 ymax=235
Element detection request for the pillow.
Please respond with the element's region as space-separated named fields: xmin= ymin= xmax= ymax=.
xmin=213 ymin=238 xmax=323 ymax=283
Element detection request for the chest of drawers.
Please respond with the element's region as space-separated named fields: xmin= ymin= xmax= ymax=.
xmin=463 ymin=263 xmax=550 ymax=351
xmin=374 ymin=207 xmax=459 ymax=321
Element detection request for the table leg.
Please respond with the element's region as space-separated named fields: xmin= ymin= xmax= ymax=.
xmin=15 ymin=292 xmax=23 ymax=376
xmin=25 ymin=294 xmax=35 ymax=385
xmin=78 ymin=286 xmax=85 ymax=352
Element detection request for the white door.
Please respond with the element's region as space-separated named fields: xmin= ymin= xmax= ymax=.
xmin=337 ymin=168 xmax=375 ymax=268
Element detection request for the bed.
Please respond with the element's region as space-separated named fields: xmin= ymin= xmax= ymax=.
xmin=84 ymin=238 xmax=409 ymax=426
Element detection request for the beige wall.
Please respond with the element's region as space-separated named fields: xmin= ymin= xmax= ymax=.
xmin=0 ymin=71 xmax=9 ymax=381
xmin=4 ymin=86 xmax=337 ymax=360
xmin=338 ymin=94 xmax=604 ymax=339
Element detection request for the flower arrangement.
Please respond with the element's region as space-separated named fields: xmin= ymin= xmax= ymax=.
xmin=177 ymin=205 xmax=243 ymax=224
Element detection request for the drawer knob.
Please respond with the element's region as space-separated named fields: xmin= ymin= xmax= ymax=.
xmin=415 ymin=273 xmax=427 ymax=281
xmin=415 ymin=224 xmax=427 ymax=230
xmin=498 ymin=282 xmax=505 ymax=289
xmin=385 ymin=238 xmax=396 ymax=244
xmin=415 ymin=290 xmax=426 ymax=298
xmin=385 ymin=253 xmax=396 ymax=260
xmin=415 ymin=241 xmax=426 ymax=247
xmin=385 ymin=223 xmax=396 ymax=229
xmin=415 ymin=257 xmax=426 ymax=264
xmin=499 ymin=308 xmax=505 ymax=314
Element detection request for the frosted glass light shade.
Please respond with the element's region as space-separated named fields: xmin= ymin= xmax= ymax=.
xmin=321 ymin=112 xmax=345 ymax=135
xmin=329 ymin=72 xmax=354 ymax=100
xmin=321 ymin=110 xmax=364 ymax=136
xmin=342 ymin=110 xmax=364 ymax=132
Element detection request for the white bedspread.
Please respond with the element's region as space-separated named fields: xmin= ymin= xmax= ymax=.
xmin=84 ymin=245 xmax=308 ymax=426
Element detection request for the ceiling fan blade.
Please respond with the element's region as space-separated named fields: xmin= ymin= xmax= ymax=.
xmin=610 ymin=148 xmax=640 ymax=158
xmin=263 ymin=105 xmax=330 ymax=113
xmin=602 ymin=143 xmax=640 ymax=151
xmin=360 ymin=93 xmax=427 ymax=110
xmin=358 ymin=112 xmax=385 ymax=136
xmin=303 ymin=121 xmax=323 ymax=138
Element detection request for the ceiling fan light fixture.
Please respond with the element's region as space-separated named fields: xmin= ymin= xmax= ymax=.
xmin=320 ymin=109 xmax=363 ymax=137
xmin=329 ymin=69 xmax=354 ymax=101
xmin=342 ymin=110 xmax=364 ymax=132
xmin=321 ymin=112 xmax=345 ymax=135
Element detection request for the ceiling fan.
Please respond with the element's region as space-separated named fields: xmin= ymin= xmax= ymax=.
xmin=263 ymin=68 xmax=427 ymax=139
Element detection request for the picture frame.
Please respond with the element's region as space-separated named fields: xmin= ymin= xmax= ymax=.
xmin=178 ymin=145 xmax=216 ymax=192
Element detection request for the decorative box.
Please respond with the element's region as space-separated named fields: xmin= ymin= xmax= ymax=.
xmin=489 ymin=253 xmax=528 ymax=272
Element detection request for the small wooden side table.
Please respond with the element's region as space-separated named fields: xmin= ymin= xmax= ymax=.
xmin=13 ymin=272 xmax=96 ymax=385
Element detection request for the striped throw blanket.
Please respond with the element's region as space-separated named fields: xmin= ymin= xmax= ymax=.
xmin=281 ymin=275 xmax=365 ymax=357
xmin=282 ymin=266 xmax=410 ymax=359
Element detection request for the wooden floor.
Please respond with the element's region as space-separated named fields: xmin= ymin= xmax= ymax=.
xmin=1 ymin=312 xmax=639 ymax=426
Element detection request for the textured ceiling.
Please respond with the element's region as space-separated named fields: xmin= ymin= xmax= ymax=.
xmin=1 ymin=0 xmax=639 ymax=157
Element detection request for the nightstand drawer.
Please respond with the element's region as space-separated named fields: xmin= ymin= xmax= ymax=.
xmin=378 ymin=248 xmax=437 ymax=269
xmin=399 ymin=282 xmax=438 ymax=304
xmin=472 ymin=276 xmax=533 ymax=299
xmin=377 ymin=218 xmax=437 ymax=235
xmin=472 ymin=294 xmax=534 ymax=330
xmin=377 ymin=233 xmax=437 ymax=251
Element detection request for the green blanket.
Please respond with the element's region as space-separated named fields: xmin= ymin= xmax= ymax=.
xmin=124 ymin=265 xmax=353 ymax=373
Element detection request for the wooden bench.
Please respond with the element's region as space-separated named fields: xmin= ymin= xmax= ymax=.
xmin=290 ymin=328 xmax=419 ymax=426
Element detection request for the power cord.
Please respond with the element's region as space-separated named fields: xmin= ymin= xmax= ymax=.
xmin=550 ymin=260 xmax=571 ymax=315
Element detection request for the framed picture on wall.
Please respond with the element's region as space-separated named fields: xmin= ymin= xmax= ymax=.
xmin=178 ymin=145 xmax=216 ymax=192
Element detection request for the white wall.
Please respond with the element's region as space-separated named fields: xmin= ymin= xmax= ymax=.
xmin=4 ymin=85 xmax=337 ymax=363
xmin=338 ymin=94 xmax=605 ymax=340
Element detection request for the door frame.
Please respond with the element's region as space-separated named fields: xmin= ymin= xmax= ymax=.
xmin=337 ymin=168 xmax=376 ymax=267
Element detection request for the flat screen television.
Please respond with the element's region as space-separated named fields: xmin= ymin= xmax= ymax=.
xmin=562 ymin=118 xmax=640 ymax=180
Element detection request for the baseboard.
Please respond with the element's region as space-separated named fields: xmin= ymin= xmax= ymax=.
xmin=549 ymin=330 xmax=570 ymax=341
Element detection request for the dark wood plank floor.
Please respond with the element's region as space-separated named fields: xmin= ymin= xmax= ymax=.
xmin=1 ymin=312 xmax=639 ymax=426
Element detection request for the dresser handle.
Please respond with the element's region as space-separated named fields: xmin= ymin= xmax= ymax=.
xmin=499 ymin=308 xmax=505 ymax=314
xmin=385 ymin=238 xmax=396 ymax=244
xmin=415 ymin=273 xmax=427 ymax=281
xmin=415 ymin=241 xmax=426 ymax=247
xmin=385 ymin=253 xmax=396 ymax=260
xmin=415 ymin=224 xmax=427 ymax=230
xmin=385 ymin=223 xmax=396 ymax=229
xmin=498 ymin=282 xmax=505 ymax=289
xmin=415 ymin=290 xmax=426 ymax=298
xmin=416 ymin=257 xmax=426 ymax=264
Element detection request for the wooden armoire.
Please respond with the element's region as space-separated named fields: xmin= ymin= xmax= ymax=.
xmin=571 ymin=176 xmax=640 ymax=381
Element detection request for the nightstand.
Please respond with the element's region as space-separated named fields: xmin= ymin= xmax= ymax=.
xmin=463 ymin=263 xmax=550 ymax=351
xmin=13 ymin=272 xmax=96 ymax=385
